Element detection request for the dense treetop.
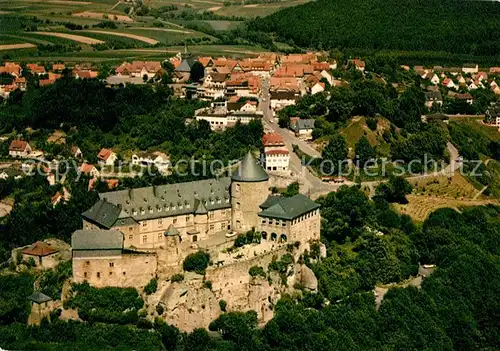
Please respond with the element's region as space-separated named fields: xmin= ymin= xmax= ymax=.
xmin=247 ymin=0 xmax=500 ymax=56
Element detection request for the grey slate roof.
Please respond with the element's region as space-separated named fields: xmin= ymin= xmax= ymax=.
xmin=258 ymin=194 xmax=320 ymax=220
xmin=259 ymin=195 xmax=282 ymax=209
xmin=425 ymin=91 xmax=442 ymax=101
xmin=232 ymin=151 xmax=269 ymax=182
xmin=82 ymin=199 xmax=122 ymax=229
xmin=165 ymin=224 xmax=180 ymax=236
xmin=175 ymin=55 xmax=196 ymax=73
xmin=95 ymin=178 xmax=231 ymax=223
xmin=28 ymin=291 xmax=52 ymax=304
xmin=293 ymin=119 xmax=315 ymax=131
xmin=72 ymin=229 xmax=124 ymax=251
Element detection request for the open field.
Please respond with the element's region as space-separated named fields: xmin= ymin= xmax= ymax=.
xmin=394 ymin=195 xmax=499 ymax=222
xmin=84 ymin=29 xmax=159 ymax=44
xmin=409 ymin=173 xmax=480 ymax=199
xmin=33 ymin=31 xmax=104 ymax=44
xmin=0 ymin=43 xmax=36 ymax=50
xmin=72 ymin=11 xmax=133 ymax=22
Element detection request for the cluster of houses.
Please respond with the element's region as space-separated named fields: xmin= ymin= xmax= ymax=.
xmin=412 ymin=64 xmax=500 ymax=109
xmin=0 ymin=62 xmax=98 ymax=98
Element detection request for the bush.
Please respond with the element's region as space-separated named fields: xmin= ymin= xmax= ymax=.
xmin=156 ymin=304 xmax=164 ymax=315
xmin=144 ymin=278 xmax=158 ymax=295
xmin=219 ymin=300 xmax=227 ymax=312
xmin=249 ymin=265 xmax=266 ymax=278
xmin=170 ymin=273 xmax=184 ymax=282
xmin=366 ymin=117 xmax=378 ymax=131
xmin=183 ymin=251 xmax=210 ymax=274
xmin=203 ymin=280 xmax=212 ymax=290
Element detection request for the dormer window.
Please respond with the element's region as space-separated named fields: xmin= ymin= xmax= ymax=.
xmin=157 ymin=206 xmax=162 ymax=212
xmin=164 ymin=205 xmax=169 ymax=211
xmin=141 ymin=208 xmax=145 ymax=215
xmin=149 ymin=207 xmax=153 ymax=214
xmin=133 ymin=209 xmax=137 ymax=216
xmin=143 ymin=198 xmax=147 ymax=203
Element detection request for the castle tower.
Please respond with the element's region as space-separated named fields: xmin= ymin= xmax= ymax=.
xmin=231 ymin=151 xmax=269 ymax=232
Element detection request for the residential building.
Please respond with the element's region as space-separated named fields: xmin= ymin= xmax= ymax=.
xmin=79 ymin=163 xmax=100 ymax=178
xmin=131 ymin=151 xmax=170 ymax=174
xmin=270 ymin=90 xmax=299 ymax=111
xmin=350 ymin=59 xmax=365 ymax=72
xmin=71 ymin=146 xmax=83 ymax=158
xmin=462 ymin=63 xmax=479 ymax=74
xmin=485 ymin=103 xmax=500 ymax=127
xmin=311 ymin=82 xmax=325 ymax=95
xmin=9 ymin=140 xmax=32 ymax=158
xmin=262 ymin=133 xmax=289 ymax=172
xmin=424 ymin=91 xmax=443 ymax=109
xmin=22 ymin=241 xmax=60 ymax=269
xmin=194 ymin=106 xmax=263 ymax=131
xmin=290 ymin=118 xmax=315 ymax=139
xmin=201 ymin=72 xmax=228 ymax=100
xmin=456 ymin=93 xmax=474 ymax=105
xmin=97 ymin=148 xmax=117 ymax=166
xmin=0 ymin=62 xmax=22 ymax=77
xmin=115 ymin=61 xmax=162 ymax=79
xmin=26 ymin=63 xmax=46 ymax=75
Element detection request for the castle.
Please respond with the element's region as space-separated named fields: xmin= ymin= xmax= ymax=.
xmin=72 ymin=152 xmax=321 ymax=288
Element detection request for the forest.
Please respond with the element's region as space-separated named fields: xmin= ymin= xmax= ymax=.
xmin=245 ymin=0 xmax=500 ymax=57
xmin=0 ymin=189 xmax=498 ymax=350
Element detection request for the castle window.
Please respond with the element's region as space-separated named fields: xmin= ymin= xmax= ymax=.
xmin=210 ymin=224 xmax=214 ymax=231
xmin=193 ymin=235 xmax=198 ymax=242
xmin=282 ymin=221 xmax=287 ymax=227
xmin=85 ymin=261 xmax=90 ymax=266
xmin=173 ymin=218 xmax=177 ymax=224
xmin=129 ymin=234 xmax=133 ymax=240
xmin=109 ymin=272 xmax=113 ymax=276
xmin=142 ymin=235 xmax=148 ymax=244
xmin=209 ymin=212 xmax=215 ymax=220
xmin=142 ymin=221 xmax=147 ymax=227
xmin=158 ymin=233 xmax=162 ymax=241
xmin=123 ymin=272 xmax=126 ymax=275
xmin=84 ymin=272 xmax=88 ymax=278
xmin=220 ymin=222 xmax=226 ymax=230
xmin=97 ymin=272 xmax=101 ymax=279
xmin=236 ymin=202 xmax=240 ymax=209
xmin=158 ymin=218 xmax=163 ymax=225
xmin=261 ymin=218 xmax=266 ymax=224
xmin=235 ymin=184 xmax=240 ymax=192
xmin=109 ymin=262 xmax=114 ymax=267
xmin=186 ymin=215 xmax=190 ymax=222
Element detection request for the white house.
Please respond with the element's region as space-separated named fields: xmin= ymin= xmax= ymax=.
xmin=71 ymin=146 xmax=83 ymax=159
xmin=430 ymin=74 xmax=440 ymax=85
xmin=79 ymin=163 xmax=100 ymax=178
xmin=97 ymin=148 xmax=117 ymax=166
xmin=9 ymin=140 xmax=32 ymax=158
xmin=131 ymin=151 xmax=170 ymax=174
xmin=261 ymin=133 xmax=289 ymax=172
xmin=442 ymin=78 xmax=457 ymax=90
xmin=270 ymin=90 xmax=299 ymax=111
xmin=320 ymin=70 xmax=333 ymax=85
xmin=202 ymin=72 xmax=227 ymax=100
xmin=195 ymin=107 xmax=264 ymax=131
xmin=289 ymin=117 xmax=315 ymax=140
xmin=462 ymin=64 xmax=478 ymax=74
xmin=311 ymin=82 xmax=325 ymax=95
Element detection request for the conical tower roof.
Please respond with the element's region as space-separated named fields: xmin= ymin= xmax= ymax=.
xmin=232 ymin=151 xmax=268 ymax=182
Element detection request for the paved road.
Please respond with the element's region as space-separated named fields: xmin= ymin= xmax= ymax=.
xmin=258 ymin=78 xmax=463 ymax=199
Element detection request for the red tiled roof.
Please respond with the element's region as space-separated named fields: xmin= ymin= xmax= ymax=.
xmin=22 ymin=241 xmax=58 ymax=256
xmin=198 ymin=57 xmax=213 ymax=68
xmin=51 ymin=192 xmax=62 ymax=205
xmin=262 ymin=133 xmax=284 ymax=146
xmin=0 ymin=62 xmax=22 ymax=76
xmin=52 ymin=63 xmax=65 ymax=71
xmin=27 ymin=63 xmax=45 ymax=74
xmin=9 ymin=140 xmax=28 ymax=151
xmin=75 ymin=70 xmax=98 ymax=79
xmin=80 ymin=163 xmax=96 ymax=174
xmin=97 ymin=148 xmax=113 ymax=161
xmin=39 ymin=79 xmax=55 ymax=86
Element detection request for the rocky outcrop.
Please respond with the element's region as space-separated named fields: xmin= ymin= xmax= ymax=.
xmin=298 ymin=264 xmax=318 ymax=291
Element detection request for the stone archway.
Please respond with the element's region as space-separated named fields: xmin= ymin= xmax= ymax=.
xmin=271 ymin=233 xmax=277 ymax=241
xmin=280 ymin=234 xmax=287 ymax=243
xmin=261 ymin=232 xmax=267 ymax=240
xmin=192 ymin=235 xmax=197 ymax=242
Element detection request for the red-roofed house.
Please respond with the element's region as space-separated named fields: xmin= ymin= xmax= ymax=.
xmin=311 ymin=82 xmax=325 ymax=95
xmin=442 ymin=77 xmax=457 ymax=89
xmin=52 ymin=63 xmax=66 ymax=71
xmin=27 ymin=63 xmax=46 ymax=75
xmin=21 ymin=241 xmax=60 ymax=268
xmin=350 ymin=59 xmax=365 ymax=72
xmin=261 ymin=133 xmax=289 ymax=171
xmin=0 ymin=62 xmax=22 ymax=77
xmin=14 ymin=77 xmax=26 ymax=90
xmin=115 ymin=61 xmax=162 ymax=79
xmin=9 ymin=140 xmax=32 ymax=158
xmin=74 ymin=70 xmax=98 ymax=79
xmin=71 ymin=146 xmax=83 ymax=158
xmin=79 ymin=163 xmax=100 ymax=177
xmin=97 ymin=148 xmax=117 ymax=166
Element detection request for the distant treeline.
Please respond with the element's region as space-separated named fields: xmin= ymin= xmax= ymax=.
xmin=245 ymin=0 xmax=500 ymax=57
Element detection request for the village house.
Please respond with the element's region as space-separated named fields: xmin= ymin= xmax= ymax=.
xmin=442 ymin=77 xmax=457 ymax=90
xmin=462 ymin=63 xmax=479 ymax=74
xmin=0 ymin=62 xmax=22 ymax=77
xmin=79 ymin=163 xmax=100 ymax=178
xmin=225 ymin=73 xmax=261 ymax=98
xmin=71 ymin=146 xmax=83 ymax=158
xmin=131 ymin=151 xmax=170 ymax=174
xmin=26 ymin=63 xmax=46 ymax=75
xmin=97 ymin=148 xmax=117 ymax=166
xmin=456 ymin=93 xmax=474 ymax=105
xmin=14 ymin=77 xmax=26 ymax=90
xmin=9 ymin=140 xmax=32 ymax=158
xmin=311 ymin=82 xmax=325 ymax=95
xmin=52 ymin=63 xmax=66 ymax=72
xmin=115 ymin=61 xmax=162 ymax=79
xmin=201 ymin=72 xmax=228 ymax=100
xmin=290 ymin=117 xmax=315 ymax=140
xmin=194 ymin=106 xmax=263 ymax=131
xmin=22 ymin=241 xmax=60 ymax=269
xmin=350 ymin=59 xmax=365 ymax=72
xmin=73 ymin=70 xmax=98 ymax=79
xmin=425 ymin=91 xmax=443 ymax=109
xmin=261 ymin=133 xmax=289 ymax=172
xmin=485 ymin=103 xmax=500 ymax=127
xmin=270 ymin=90 xmax=300 ymax=111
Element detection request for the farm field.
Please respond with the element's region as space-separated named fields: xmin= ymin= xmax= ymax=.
xmin=84 ymin=29 xmax=159 ymax=44
xmin=33 ymin=31 xmax=104 ymax=44
xmin=0 ymin=43 xmax=36 ymax=50
xmin=394 ymin=195 xmax=499 ymax=222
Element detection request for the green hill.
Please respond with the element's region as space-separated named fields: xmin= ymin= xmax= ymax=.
xmin=247 ymin=0 xmax=500 ymax=56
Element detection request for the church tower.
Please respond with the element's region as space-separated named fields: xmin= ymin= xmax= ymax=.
xmin=231 ymin=151 xmax=269 ymax=232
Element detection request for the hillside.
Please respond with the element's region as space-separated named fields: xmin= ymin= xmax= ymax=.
xmin=247 ymin=0 xmax=500 ymax=56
